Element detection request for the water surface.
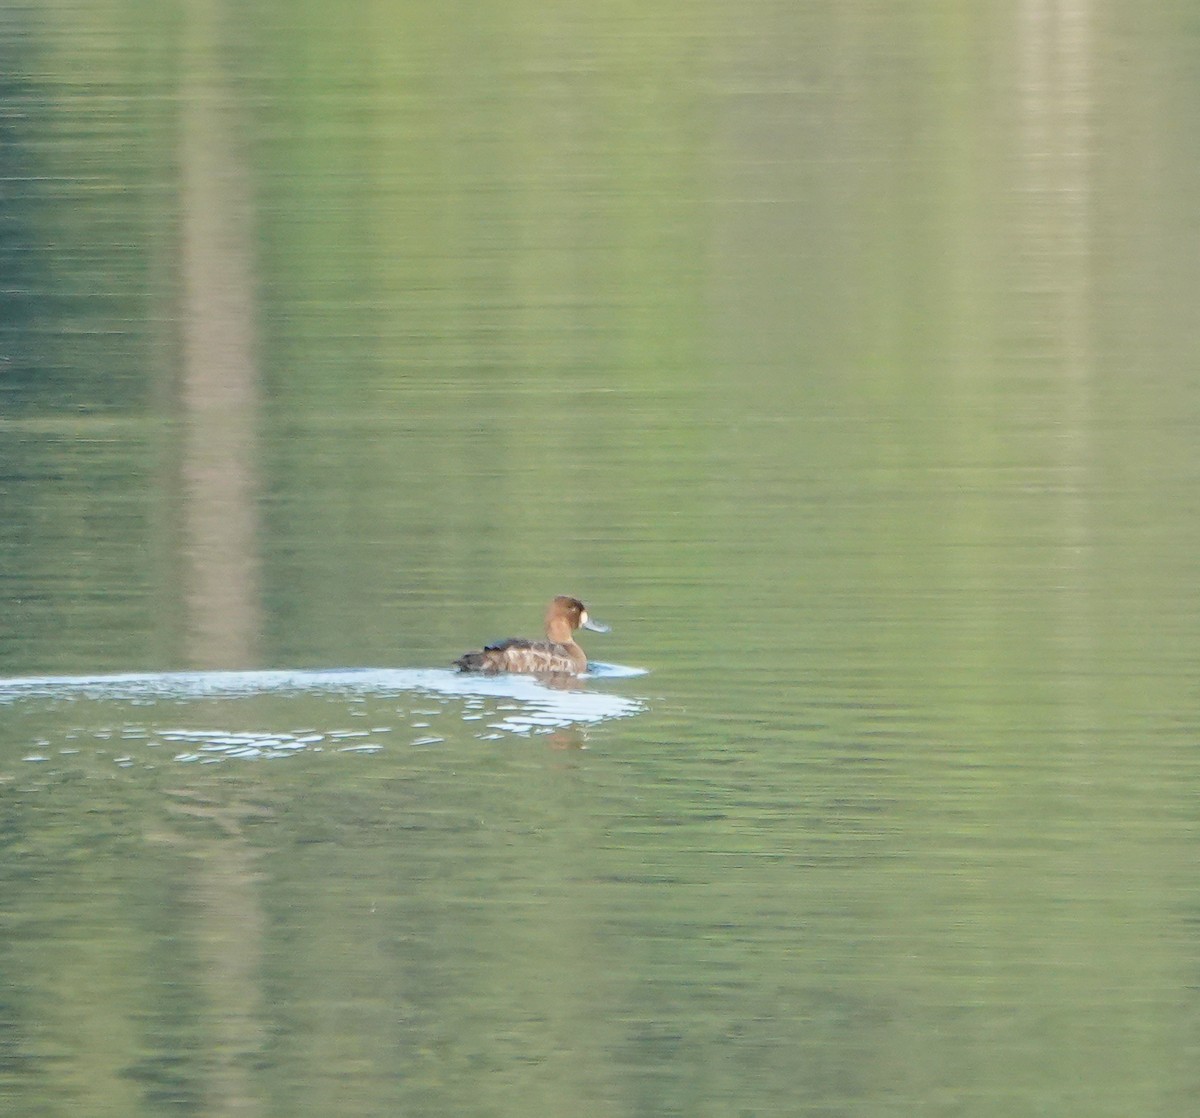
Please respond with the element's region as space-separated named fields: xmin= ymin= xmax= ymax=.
xmin=2 ymin=2 xmax=1200 ymax=1115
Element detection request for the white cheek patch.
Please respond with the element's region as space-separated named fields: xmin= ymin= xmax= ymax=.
xmin=580 ymin=611 xmax=589 ymax=627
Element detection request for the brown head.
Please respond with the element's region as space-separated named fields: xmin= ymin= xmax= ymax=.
xmin=544 ymin=596 xmax=610 ymax=643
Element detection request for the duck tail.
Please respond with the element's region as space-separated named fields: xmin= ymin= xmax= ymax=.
xmin=454 ymin=650 xmax=488 ymax=672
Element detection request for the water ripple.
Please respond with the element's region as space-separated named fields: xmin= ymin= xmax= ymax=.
xmin=0 ymin=665 xmax=647 ymax=763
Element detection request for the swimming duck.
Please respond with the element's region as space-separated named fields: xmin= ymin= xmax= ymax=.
xmin=454 ymin=596 xmax=610 ymax=676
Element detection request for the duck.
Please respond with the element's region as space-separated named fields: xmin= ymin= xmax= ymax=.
xmin=454 ymin=596 xmax=610 ymax=676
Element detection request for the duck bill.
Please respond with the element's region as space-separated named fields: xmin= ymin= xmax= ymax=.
xmin=581 ymin=615 xmax=610 ymax=633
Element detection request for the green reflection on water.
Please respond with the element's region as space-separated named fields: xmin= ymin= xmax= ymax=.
xmin=2 ymin=1 xmax=1200 ymax=1115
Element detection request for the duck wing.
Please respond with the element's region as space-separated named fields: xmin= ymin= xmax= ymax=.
xmin=454 ymin=639 xmax=581 ymax=675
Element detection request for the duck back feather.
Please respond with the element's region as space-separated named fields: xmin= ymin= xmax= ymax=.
xmin=455 ymin=638 xmax=585 ymax=675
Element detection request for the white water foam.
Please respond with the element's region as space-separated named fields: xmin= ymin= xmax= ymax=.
xmin=0 ymin=665 xmax=647 ymax=761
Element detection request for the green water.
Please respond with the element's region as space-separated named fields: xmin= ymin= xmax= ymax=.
xmin=3 ymin=2 xmax=1200 ymax=1115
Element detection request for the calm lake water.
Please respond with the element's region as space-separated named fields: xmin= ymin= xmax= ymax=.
xmin=3 ymin=2 xmax=1200 ymax=1115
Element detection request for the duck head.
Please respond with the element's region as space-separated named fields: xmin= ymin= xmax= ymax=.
xmin=545 ymin=595 xmax=610 ymax=642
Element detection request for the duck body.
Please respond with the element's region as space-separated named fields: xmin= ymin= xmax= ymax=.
xmin=454 ymin=638 xmax=587 ymax=675
xmin=455 ymin=596 xmax=609 ymax=676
